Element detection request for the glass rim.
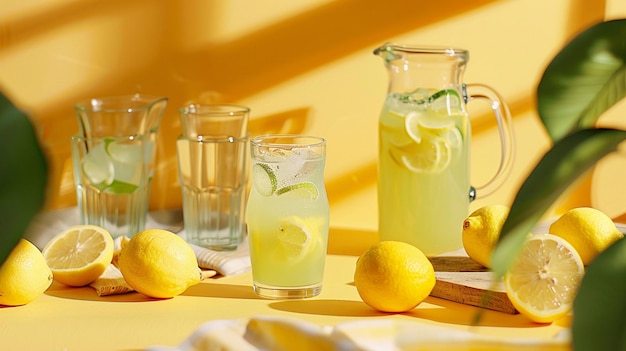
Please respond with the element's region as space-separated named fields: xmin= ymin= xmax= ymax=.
xmin=178 ymin=104 xmax=250 ymax=116
xmin=251 ymin=134 xmax=326 ymax=148
xmin=73 ymin=94 xmax=168 ymax=113
xmin=178 ymin=133 xmax=250 ymax=143
xmin=71 ymin=134 xmax=151 ymax=142
xmin=374 ymin=42 xmax=468 ymax=58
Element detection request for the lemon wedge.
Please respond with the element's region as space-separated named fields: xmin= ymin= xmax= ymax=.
xmin=276 ymin=217 xmax=321 ymax=262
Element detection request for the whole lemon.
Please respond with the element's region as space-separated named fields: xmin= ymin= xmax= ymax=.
xmin=0 ymin=239 xmax=53 ymax=306
xmin=118 ymin=229 xmax=202 ymax=298
xmin=549 ymin=207 xmax=624 ymax=265
xmin=462 ymin=204 xmax=510 ymax=268
xmin=354 ymin=241 xmax=435 ymax=312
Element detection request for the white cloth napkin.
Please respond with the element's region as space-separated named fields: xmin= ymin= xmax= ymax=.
xmin=146 ymin=315 xmax=571 ymax=351
xmin=187 ymin=233 xmax=251 ymax=277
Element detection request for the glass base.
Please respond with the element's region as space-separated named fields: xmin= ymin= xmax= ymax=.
xmin=253 ymin=283 xmax=322 ymax=299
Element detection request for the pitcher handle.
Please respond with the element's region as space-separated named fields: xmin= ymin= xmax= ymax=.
xmin=463 ymin=83 xmax=516 ymax=200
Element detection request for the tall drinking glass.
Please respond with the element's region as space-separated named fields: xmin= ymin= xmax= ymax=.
xmin=73 ymin=94 xmax=167 ymax=238
xmin=177 ymin=104 xmax=249 ymax=250
xmin=247 ymin=135 xmax=330 ymax=299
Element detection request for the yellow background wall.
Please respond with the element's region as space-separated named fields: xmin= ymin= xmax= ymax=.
xmin=2 ymin=0 xmax=626 ymax=232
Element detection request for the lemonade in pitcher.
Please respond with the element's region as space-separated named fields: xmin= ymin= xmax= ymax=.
xmin=378 ymin=89 xmax=470 ymax=255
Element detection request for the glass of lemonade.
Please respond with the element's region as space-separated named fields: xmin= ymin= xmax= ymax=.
xmin=246 ymin=135 xmax=329 ymax=299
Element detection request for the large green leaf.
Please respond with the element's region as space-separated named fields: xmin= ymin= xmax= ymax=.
xmin=572 ymin=238 xmax=626 ymax=350
xmin=0 ymin=93 xmax=48 ymax=265
xmin=491 ymin=128 xmax=626 ymax=277
xmin=538 ymin=19 xmax=626 ymax=142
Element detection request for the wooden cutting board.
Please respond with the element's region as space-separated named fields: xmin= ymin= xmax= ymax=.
xmin=428 ymin=256 xmax=518 ymax=314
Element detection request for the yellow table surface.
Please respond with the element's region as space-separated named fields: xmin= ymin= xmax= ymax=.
xmin=1 ymin=227 xmax=571 ymax=350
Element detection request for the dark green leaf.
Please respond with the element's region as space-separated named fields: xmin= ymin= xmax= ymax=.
xmin=538 ymin=19 xmax=626 ymax=142
xmin=491 ymin=129 xmax=626 ymax=277
xmin=0 ymin=93 xmax=48 ymax=265
xmin=572 ymin=238 xmax=626 ymax=351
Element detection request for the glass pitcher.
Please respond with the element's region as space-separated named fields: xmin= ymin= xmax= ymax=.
xmin=374 ymin=43 xmax=515 ymax=256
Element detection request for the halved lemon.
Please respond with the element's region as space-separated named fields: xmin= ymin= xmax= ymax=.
xmin=42 ymin=225 xmax=115 ymax=287
xmin=504 ymin=233 xmax=585 ymax=323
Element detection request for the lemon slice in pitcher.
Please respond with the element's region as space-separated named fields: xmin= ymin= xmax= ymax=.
xmin=398 ymin=111 xmax=462 ymax=173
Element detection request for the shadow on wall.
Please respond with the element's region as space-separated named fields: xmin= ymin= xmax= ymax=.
xmin=2 ymin=0 xmax=503 ymax=211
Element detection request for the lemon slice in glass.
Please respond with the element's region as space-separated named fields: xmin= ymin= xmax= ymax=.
xmin=504 ymin=233 xmax=585 ymax=323
xmin=42 ymin=225 xmax=114 ymax=287
xmin=276 ymin=217 xmax=319 ymax=262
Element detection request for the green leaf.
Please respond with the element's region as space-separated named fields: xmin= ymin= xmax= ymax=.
xmin=0 ymin=93 xmax=48 ymax=265
xmin=538 ymin=19 xmax=626 ymax=142
xmin=491 ymin=128 xmax=626 ymax=277
xmin=572 ymin=238 xmax=626 ymax=350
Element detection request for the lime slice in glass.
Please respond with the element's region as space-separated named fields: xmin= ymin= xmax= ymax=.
xmin=81 ymin=143 xmax=114 ymax=188
xmin=105 ymin=180 xmax=139 ymax=194
xmin=252 ymin=163 xmax=277 ymax=196
xmin=277 ymin=182 xmax=319 ymax=200
xmin=105 ymin=139 xmax=145 ymax=164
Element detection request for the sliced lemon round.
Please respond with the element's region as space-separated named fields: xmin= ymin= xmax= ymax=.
xmin=276 ymin=217 xmax=320 ymax=262
xmin=253 ymin=163 xmax=278 ymax=196
xmin=504 ymin=233 xmax=585 ymax=323
xmin=390 ymin=137 xmax=450 ymax=173
xmin=398 ymin=112 xmax=463 ymax=173
xmin=277 ymin=182 xmax=319 ymax=200
xmin=42 ymin=225 xmax=115 ymax=287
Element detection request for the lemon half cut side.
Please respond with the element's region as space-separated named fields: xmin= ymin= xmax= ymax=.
xmin=504 ymin=234 xmax=585 ymax=323
xmin=42 ymin=225 xmax=114 ymax=287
